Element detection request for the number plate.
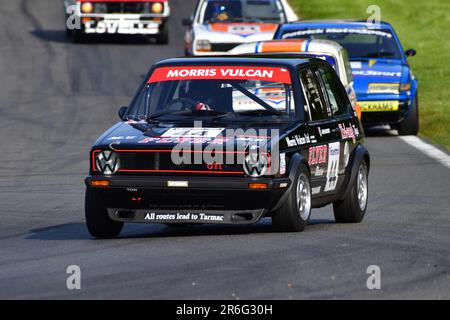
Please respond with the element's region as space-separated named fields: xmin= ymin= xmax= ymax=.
xmin=359 ymin=101 xmax=399 ymax=112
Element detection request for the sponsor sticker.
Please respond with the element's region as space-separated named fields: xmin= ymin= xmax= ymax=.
xmin=312 ymin=186 xmax=322 ymax=195
xmin=309 ymin=145 xmax=328 ymax=165
xmin=285 ymin=133 xmax=311 ymax=147
xmin=339 ymin=123 xmax=356 ymax=143
xmin=324 ymin=142 xmax=340 ymax=192
xmin=280 ymin=153 xmax=286 ymax=175
xmin=368 ymin=83 xmax=400 ymax=94
xmin=315 ymin=166 xmax=325 ymax=177
xmin=144 ymin=212 xmax=224 ymax=222
xmin=353 ymin=70 xmax=402 ymax=77
xmin=167 ymin=181 xmax=189 ymax=188
xmin=148 ymin=66 xmax=292 ymax=84
xmin=85 ymin=20 xmax=160 ymax=35
xmin=162 ymin=128 xmax=225 ymax=138
xmin=359 ymin=101 xmax=399 ymax=112
xmin=351 ymin=61 xmax=362 ymax=69
xmin=282 ymin=28 xmax=393 ymax=39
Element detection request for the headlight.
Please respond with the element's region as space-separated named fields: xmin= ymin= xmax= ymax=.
xmin=151 ymin=2 xmax=164 ymax=14
xmin=81 ymin=2 xmax=94 ymax=13
xmin=400 ymin=83 xmax=411 ymax=92
xmin=243 ymin=148 xmax=269 ymax=178
xmin=195 ymin=40 xmax=212 ymax=52
xmin=95 ymin=150 xmax=120 ymax=175
xmin=368 ymin=83 xmax=400 ymax=94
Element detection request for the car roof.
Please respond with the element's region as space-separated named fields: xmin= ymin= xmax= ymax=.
xmin=153 ymin=55 xmax=319 ymax=68
xmin=231 ymin=39 xmax=344 ymax=53
xmin=281 ymin=19 xmax=394 ymax=29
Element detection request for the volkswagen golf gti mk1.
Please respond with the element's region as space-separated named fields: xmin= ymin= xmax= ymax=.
xmin=85 ymin=56 xmax=370 ymax=238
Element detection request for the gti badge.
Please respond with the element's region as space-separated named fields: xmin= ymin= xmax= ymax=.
xmin=96 ymin=150 xmax=120 ymax=175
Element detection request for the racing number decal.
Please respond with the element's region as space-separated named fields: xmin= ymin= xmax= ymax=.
xmin=324 ymin=142 xmax=340 ymax=192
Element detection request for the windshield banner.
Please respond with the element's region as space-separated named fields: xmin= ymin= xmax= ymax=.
xmin=148 ymin=66 xmax=292 ymax=84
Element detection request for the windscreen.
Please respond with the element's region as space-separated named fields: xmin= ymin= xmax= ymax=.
xmin=281 ymin=28 xmax=403 ymax=59
xmin=200 ymin=0 xmax=285 ymax=24
xmin=127 ymin=65 xmax=295 ymax=121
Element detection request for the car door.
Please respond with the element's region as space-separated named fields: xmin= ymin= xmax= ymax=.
xmin=315 ymin=63 xmax=358 ymax=193
xmin=298 ymin=66 xmax=334 ymax=197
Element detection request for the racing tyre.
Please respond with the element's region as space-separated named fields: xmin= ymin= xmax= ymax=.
xmin=272 ymin=163 xmax=311 ymax=232
xmin=398 ymin=94 xmax=419 ymax=136
xmin=333 ymin=160 xmax=368 ymax=223
xmin=72 ymin=30 xmax=86 ymax=43
xmin=85 ymin=189 xmax=123 ymax=239
xmin=155 ymin=23 xmax=169 ymax=44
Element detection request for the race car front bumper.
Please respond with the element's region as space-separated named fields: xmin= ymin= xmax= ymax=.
xmin=85 ymin=175 xmax=292 ymax=224
xmin=77 ymin=14 xmax=168 ymax=35
xmin=361 ymin=99 xmax=412 ymax=126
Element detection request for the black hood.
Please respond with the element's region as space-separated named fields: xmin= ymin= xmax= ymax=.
xmin=95 ymin=120 xmax=297 ymax=150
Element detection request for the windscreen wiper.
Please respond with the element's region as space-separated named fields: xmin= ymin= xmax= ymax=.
xmin=146 ymin=110 xmax=191 ymax=122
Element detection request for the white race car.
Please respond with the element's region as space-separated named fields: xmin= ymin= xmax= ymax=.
xmin=229 ymin=39 xmax=361 ymax=117
xmin=64 ymin=0 xmax=171 ymax=43
xmin=182 ymin=0 xmax=297 ymax=56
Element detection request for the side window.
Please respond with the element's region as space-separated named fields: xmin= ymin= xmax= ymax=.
xmin=299 ymin=68 xmax=329 ymax=122
xmin=317 ymin=66 xmax=350 ymax=117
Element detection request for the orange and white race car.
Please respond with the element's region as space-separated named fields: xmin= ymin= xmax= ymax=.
xmin=182 ymin=0 xmax=297 ymax=56
xmin=229 ymin=39 xmax=362 ymax=118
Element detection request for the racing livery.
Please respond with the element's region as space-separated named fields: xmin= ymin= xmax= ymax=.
xmin=85 ymin=56 xmax=370 ymax=238
xmin=64 ymin=0 xmax=171 ymax=43
xmin=182 ymin=0 xmax=297 ymax=56
xmin=275 ymin=20 xmax=419 ymax=135
xmin=229 ymin=39 xmax=360 ymax=117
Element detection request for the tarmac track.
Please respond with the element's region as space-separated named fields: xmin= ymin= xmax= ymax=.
xmin=0 ymin=0 xmax=448 ymax=299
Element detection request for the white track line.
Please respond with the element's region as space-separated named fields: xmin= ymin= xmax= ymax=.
xmin=399 ymin=136 xmax=450 ymax=170
xmin=282 ymin=0 xmax=299 ymax=21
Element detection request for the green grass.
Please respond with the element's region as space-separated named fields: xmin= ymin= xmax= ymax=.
xmin=289 ymin=0 xmax=450 ymax=148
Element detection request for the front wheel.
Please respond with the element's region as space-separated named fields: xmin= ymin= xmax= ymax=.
xmin=155 ymin=23 xmax=169 ymax=44
xmin=72 ymin=29 xmax=87 ymax=43
xmin=272 ymin=163 xmax=311 ymax=232
xmin=85 ymin=189 xmax=123 ymax=239
xmin=333 ymin=160 xmax=368 ymax=223
xmin=398 ymin=94 xmax=419 ymax=135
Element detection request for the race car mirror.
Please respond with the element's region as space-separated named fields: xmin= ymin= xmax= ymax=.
xmin=118 ymin=106 xmax=128 ymax=120
xmin=405 ymin=48 xmax=416 ymax=57
xmin=182 ymin=18 xmax=193 ymax=26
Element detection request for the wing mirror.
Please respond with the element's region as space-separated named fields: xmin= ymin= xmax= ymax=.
xmin=118 ymin=106 xmax=128 ymax=120
xmin=182 ymin=18 xmax=193 ymax=26
xmin=405 ymin=49 xmax=416 ymax=57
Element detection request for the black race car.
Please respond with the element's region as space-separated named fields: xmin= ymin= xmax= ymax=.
xmin=85 ymin=55 xmax=370 ymax=238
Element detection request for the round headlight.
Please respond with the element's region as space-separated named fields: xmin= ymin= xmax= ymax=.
xmin=243 ymin=148 xmax=269 ymax=178
xmin=151 ymin=2 xmax=164 ymax=14
xmin=96 ymin=150 xmax=120 ymax=175
xmin=81 ymin=2 xmax=94 ymax=13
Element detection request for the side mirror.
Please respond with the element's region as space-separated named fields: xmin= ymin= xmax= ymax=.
xmin=182 ymin=18 xmax=193 ymax=26
xmin=118 ymin=106 xmax=128 ymax=120
xmin=405 ymin=49 xmax=416 ymax=57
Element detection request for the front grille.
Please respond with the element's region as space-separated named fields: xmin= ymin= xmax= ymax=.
xmin=92 ymin=2 xmax=154 ymax=14
xmin=210 ymin=43 xmax=241 ymax=52
xmin=108 ymin=150 xmax=245 ymax=176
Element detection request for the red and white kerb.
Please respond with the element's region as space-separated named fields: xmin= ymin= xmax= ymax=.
xmin=148 ymin=66 xmax=292 ymax=84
